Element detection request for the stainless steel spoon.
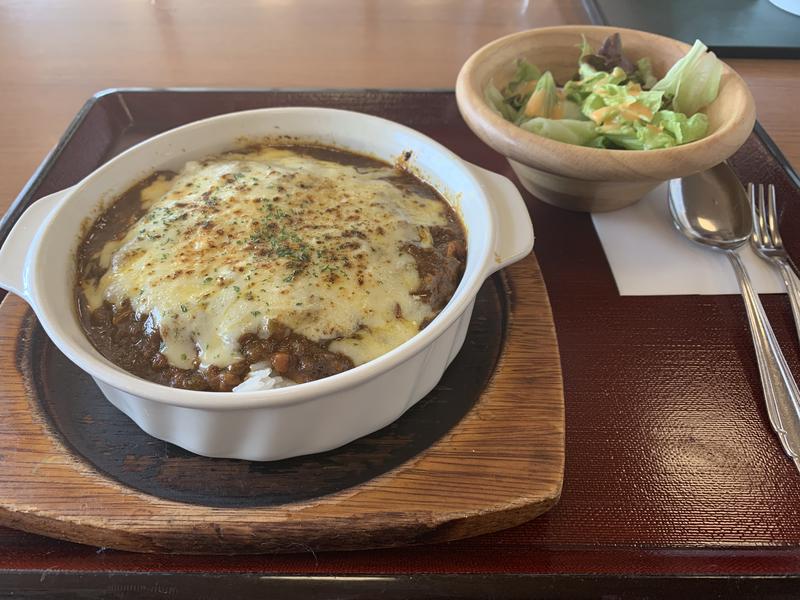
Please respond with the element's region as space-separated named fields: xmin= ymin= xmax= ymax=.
xmin=669 ymin=163 xmax=800 ymax=473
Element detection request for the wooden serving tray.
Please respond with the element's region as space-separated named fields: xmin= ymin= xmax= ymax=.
xmin=0 ymin=253 xmax=563 ymax=553
xmin=4 ymin=90 xmax=800 ymax=594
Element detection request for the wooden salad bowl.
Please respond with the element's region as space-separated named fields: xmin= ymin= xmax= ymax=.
xmin=456 ymin=25 xmax=756 ymax=212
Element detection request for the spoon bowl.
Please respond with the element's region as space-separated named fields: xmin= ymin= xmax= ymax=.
xmin=668 ymin=162 xmax=752 ymax=251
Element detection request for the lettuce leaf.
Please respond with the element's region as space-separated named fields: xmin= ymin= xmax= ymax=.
xmin=518 ymin=118 xmax=598 ymax=145
xmin=578 ymin=60 xmax=599 ymax=81
xmin=632 ymin=57 xmax=657 ymax=89
xmin=651 ymin=40 xmax=723 ymax=115
xmin=632 ymin=90 xmax=664 ymax=115
xmin=578 ymin=34 xmax=594 ymax=62
xmin=587 ymin=136 xmax=614 ymax=149
xmin=601 ymin=110 xmax=708 ymax=150
xmin=583 ymin=85 xmax=662 ymax=113
xmin=504 ymin=58 xmax=541 ymax=94
xmin=500 ymin=59 xmax=541 ymax=111
xmin=484 ymin=81 xmax=519 ymax=122
xmin=565 ymin=66 xmax=629 ymax=105
xmin=521 ymin=71 xmax=560 ymax=119
xmin=562 ymin=99 xmax=585 ymax=120
xmin=580 ymin=82 xmax=664 ymax=134
xmin=604 ymin=123 xmax=677 ymax=150
xmin=652 ymin=110 xmax=708 ymax=144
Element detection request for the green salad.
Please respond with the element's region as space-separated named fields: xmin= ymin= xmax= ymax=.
xmin=484 ymin=33 xmax=724 ymax=150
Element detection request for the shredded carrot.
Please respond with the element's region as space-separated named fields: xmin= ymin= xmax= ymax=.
xmin=619 ymin=101 xmax=653 ymax=122
xmin=523 ymin=91 xmax=544 ymax=117
xmin=518 ymin=80 xmax=538 ymax=95
xmin=626 ymin=82 xmax=642 ymax=96
xmin=590 ymin=106 xmax=616 ymax=124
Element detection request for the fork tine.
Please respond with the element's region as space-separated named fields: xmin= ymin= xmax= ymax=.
xmin=750 ymin=182 xmax=769 ymax=246
xmin=749 ymin=182 xmax=762 ymax=245
xmin=759 ymin=183 xmax=770 ymax=246
xmin=767 ymin=184 xmax=782 ymax=248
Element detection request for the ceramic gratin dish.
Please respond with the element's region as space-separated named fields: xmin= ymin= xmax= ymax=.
xmin=0 ymin=107 xmax=533 ymax=461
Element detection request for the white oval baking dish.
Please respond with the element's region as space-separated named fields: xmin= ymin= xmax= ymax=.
xmin=0 ymin=107 xmax=533 ymax=460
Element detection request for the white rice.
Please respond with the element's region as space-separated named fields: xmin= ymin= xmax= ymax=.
xmin=231 ymin=361 xmax=297 ymax=393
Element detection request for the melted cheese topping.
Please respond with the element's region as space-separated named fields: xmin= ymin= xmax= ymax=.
xmin=83 ymin=147 xmax=452 ymax=371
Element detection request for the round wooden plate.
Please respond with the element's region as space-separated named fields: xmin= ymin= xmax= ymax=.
xmin=0 ymin=254 xmax=563 ymax=554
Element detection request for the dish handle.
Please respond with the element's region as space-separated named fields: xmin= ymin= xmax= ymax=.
xmin=0 ymin=187 xmax=71 ymax=301
xmin=466 ymin=163 xmax=534 ymax=276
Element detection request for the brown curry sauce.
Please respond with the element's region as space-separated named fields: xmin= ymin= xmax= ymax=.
xmin=75 ymin=146 xmax=466 ymax=392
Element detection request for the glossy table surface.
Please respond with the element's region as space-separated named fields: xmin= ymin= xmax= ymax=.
xmin=1 ymin=0 xmax=799 ymax=217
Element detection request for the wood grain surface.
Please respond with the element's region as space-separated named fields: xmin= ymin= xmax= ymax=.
xmin=0 ymin=253 xmax=564 ymax=554
xmin=0 ymin=0 xmax=797 ymax=221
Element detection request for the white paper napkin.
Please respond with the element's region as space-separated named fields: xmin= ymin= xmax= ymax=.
xmin=591 ymin=182 xmax=786 ymax=296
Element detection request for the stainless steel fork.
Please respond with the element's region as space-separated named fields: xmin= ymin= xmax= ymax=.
xmin=749 ymin=182 xmax=800 ymax=344
xmin=748 ymin=182 xmax=800 ymax=471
